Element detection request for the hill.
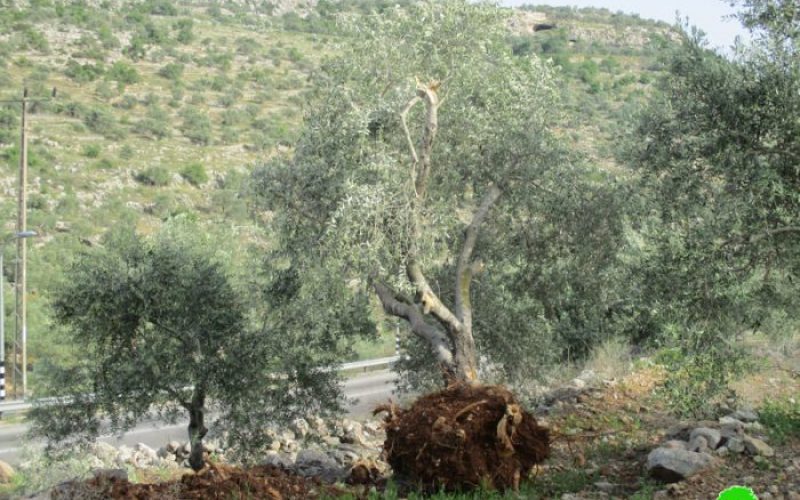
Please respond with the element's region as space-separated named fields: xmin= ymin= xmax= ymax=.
xmin=0 ymin=0 xmax=679 ymax=383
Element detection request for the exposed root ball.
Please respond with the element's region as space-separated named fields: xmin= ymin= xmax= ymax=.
xmin=375 ymin=383 xmax=549 ymax=493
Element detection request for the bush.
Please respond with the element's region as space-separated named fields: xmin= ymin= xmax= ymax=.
xmin=135 ymin=166 xmax=170 ymax=186
xmin=760 ymin=398 xmax=800 ymax=445
xmin=180 ymin=107 xmax=212 ymax=145
xmin=106 ymin=61 xmax=140 ymax=86
xmin=158 ymin=62 xmax=183 ymax=80
xmin=136 ymin=105 xmax=171 ymax=139
xmin=174 ymin=19 xmax=194 ymax=44
xmin=64 ymin=60 xmax=104 ymax=83
xmin=82 ymin=144 xmax=101 ymax=158
xmin=119 ymin=144 xmax=135 ymax=160
xmin=180 ymin=163 xmax=208 ymax=186
xmin=83 ymin=106 xmax=124 ymax=139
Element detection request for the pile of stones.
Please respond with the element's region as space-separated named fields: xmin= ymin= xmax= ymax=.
xmin=647 ymin=408 xmax=775 ymax=482
xmin=81 ymin=416 xmax=387 ymax=483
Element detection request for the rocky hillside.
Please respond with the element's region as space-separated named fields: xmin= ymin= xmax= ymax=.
xmin=0 ymin=1 xmax=678 ymax=374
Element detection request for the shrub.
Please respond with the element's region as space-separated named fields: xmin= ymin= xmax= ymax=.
xmin=180 ymin=108 xmax=212 ymax=145
xmin=119 ymin=144 xmax=135 ymax=160
xmin=64 ymin=60 xmax=104 ymax=83
xmin=135 ymin=166 xmax=170 ymax=186
xmin=82 ymin=144 xmax=101 ymax=158
xmin=95 ymin=158 xmax=114 ymax=170
xmin=174 ymin=19 xmax=194 ymax=44
xmin=136 ymin=105 xmax=171 ymax=139
xmin=760 ymin=398 xmax=800 ymax=445
xmin=158 ymin=62 xmax=183 ymax=80
xmin=180 ymin=163 xmax=208 ymax=186
xmin=83 ymin=105 xmax=124 ymax=139
xmin=106 ymin=61 xmax=140 ymax=87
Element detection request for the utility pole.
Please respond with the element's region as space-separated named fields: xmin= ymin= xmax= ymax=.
xmin=14 ymin=88 xmax=28 ymax=400
xmin=0 ymin=88 xmax=54 ymax=399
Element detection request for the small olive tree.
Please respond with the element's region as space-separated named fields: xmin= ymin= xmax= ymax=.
xmin=30 ymin=219 xmax=344 ymax=470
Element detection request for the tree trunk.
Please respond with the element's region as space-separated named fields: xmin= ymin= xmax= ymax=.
xmin=373 ymin=82 xmax=501 ymax=386
xmin=187 ymin=388 xmax=207 ymax=472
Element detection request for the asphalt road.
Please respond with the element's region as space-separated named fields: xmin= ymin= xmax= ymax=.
xmin=0 ymin=369 xmax=397 ymax=465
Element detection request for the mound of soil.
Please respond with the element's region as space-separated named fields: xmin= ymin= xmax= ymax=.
xmin=52 ymin=464 xmax=341 ymax=499
xmin=375 ymin=382 xmax=550 ymax=493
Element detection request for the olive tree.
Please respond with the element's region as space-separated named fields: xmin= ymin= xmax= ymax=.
xmin=625 ymin=0 xmax=800 ymax=413
xmin=30 ymin=219 xmax=344 ymax=470
xmin=253 ymin=0 xmax=627 ymax=387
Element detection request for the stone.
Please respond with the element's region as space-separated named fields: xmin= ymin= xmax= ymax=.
xmin=292 ymin=418 xmax=310 ymax=438
xmin=786 ymin=492 xmax=800 ymax=500
xmin=744 ymin=421 xmax=764 ymax=432
xmin=270 ymin=439 xmax=281 ymax=452
xmin=647 ymin=447 xmax=717 ymax=482
xmin=727 ymin=437 xmax=746 ymax=454
xmin=308 ymin=416 xmax=328 ymax=436
xmin=322 ymin=436 xmax=341 ymax=447
xmin=341 ymin=421 xmax=368 ymax=446
xmin=135 ymin=443 xmax=157 ymax=460
xmin=690 ymin=427 xmax=722 ymax=449
xmin=0 ymin=460 xmax=14 ymax=483
xmin=93 ymin=468 xmax=128 ymax=481
xmin=570 ymin=377 xmax=587 ymax=389
xmin=594 ymin=481 xmax=617 ymax=493
xmin=731 ymin=409 xmax=759 ymax=422
xmin=744 ymin=436 xmax=775 ymax=457
xmin=262 ymin=451 xmax=293 ymax=468
xmin=166 ymin=440 xmax=181 ymax=454
xmin=716 ymin=446 xmax=729 ymax=457
xmin=663 ymin=440 xmax=688 ymax=450
xmin=665 ymin=424 xmax=693 ymax=441
xmin=294 ymin=449 xmax=345 ymax=482
xmin=90 ymin=442 xmax=118 ymax=466
xmin=688 ymin=436 xmax=709 ymax=453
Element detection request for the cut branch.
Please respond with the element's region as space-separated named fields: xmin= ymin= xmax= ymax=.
xmin=373 ymin=280 xmax=454 ymax=365
xmin=455 ymin=184 xmax=502 ymax=328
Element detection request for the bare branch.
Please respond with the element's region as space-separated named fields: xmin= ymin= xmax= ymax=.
xmin=455 ymin=184 xmax=502 ymax=327
xmin=373 ymin=281 xmax=454 ymax=365
xmin=413 ymin=82 xmax=440 ymax=199
xmin=400 ymin=96 xmax=421 ymax=166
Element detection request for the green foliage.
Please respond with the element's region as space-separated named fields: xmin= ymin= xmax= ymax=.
xmin=29 ymin=219 xmax=345 ymax=464
xmin=135 ymin=165 xmax=170 ymax=186
xmin=253 ymin=0 xmax=628 ymax=389
xmin=625 ymin=2 xmax=800 ymax=414
xmin=157 ymin=62 xmax=184 ymax=80
xmin=174 ymin=18 xmax=194 ymax=44
xmin=760 ymin=398 xmax=800 ymax=445
xmin=82 ymin=105 xmax=124 ymax=139
xmin=180 ymin=106 xmax=212 ymax=145
xmin=135 ymin=104 xmax=171 ymax=139
xmin=64 ymin=60 xmax=104 ymax=83
xmin=180 ymin=163 xmax=208 ymax=186
xmin=81 ymin=143 xmax=100 ymax=158
xmin=106 ymin=61 xmax=140 ymax=87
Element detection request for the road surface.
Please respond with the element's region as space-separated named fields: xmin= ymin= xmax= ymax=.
xmin=0 ymin=369 xmax=397 ymax=465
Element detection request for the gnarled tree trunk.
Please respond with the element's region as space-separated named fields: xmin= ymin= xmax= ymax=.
xmin=186 ymin=388 xmax=208 ymax=471
xmin=374 ymin=81 xmax=501 ymax=384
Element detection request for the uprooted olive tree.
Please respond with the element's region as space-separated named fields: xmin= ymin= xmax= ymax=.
xmin=252 ymin=0 xmax=628 ymax=389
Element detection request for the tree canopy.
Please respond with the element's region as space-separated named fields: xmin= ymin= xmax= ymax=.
xmin=253 ymin=0 xmax=628 ymax=389
xmin=30 ymin=219 xmax=344 ymax=469
xmin=625 ymin=0 xmax=800 ymax=413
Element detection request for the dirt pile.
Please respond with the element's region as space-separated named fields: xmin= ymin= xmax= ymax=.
xmin=375 ymin=382 xmax=550 ymax=493
xmin=51 ymin=464 xmax=341 ymax=499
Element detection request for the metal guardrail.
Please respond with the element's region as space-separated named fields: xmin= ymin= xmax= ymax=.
xmin=0 ymin=356 xmax=400 ymax=415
